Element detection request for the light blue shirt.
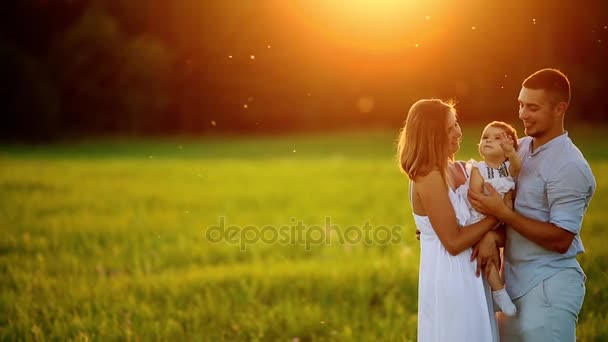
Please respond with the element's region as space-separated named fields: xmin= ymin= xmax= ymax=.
xmin=504 ymin=132 xmax=596 ymax=300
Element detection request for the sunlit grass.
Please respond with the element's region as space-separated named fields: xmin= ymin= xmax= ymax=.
xmin=1 ymin=128 xmax=606 ymax=340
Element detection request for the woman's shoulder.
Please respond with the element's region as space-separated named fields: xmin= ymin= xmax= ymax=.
xmin=412 ymin=168 xmax=442 ymax=181
xmin=414 ymin=169 xmax=451 ymax=202
xmin=413 ymin=169 xmax=445 ymax=188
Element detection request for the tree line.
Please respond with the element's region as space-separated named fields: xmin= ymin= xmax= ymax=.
xmin=1 ymin=0 xmax=607 ymax=141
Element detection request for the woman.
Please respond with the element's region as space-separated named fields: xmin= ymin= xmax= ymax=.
xmin=397 ymin=99 xmax=499 ymax=341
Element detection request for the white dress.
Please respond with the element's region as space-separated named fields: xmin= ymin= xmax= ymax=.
xmin=452 ymin=160 xmax=515 ymax=227
xmin=412 ymin=163 xmax=499 ymax=342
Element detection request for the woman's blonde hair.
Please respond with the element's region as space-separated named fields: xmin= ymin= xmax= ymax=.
xmin=397 ymin=99 xmax=456 ymax=182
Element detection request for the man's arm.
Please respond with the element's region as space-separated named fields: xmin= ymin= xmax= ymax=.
xmin=499 ymin=207 xmax=574 ymax=253
xmin=469 ymin=183 xmax=575 ymax=254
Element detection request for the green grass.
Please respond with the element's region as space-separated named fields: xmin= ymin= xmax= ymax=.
xmin=1 ymin=127 xmax=607 ymax=341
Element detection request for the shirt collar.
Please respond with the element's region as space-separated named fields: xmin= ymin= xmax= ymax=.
xmin=529 ymin=131 xmax=568 ymax=156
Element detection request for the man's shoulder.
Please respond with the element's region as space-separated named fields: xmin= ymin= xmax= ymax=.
xmin=554 ymin=138 xmax=592 ymax=167
xmin=517 ymin=137 xmax=532 ymax=151
xmin=546 ymin=143 xmax=595 ymax=184
xmin=518 ymin=136 xmax=532 ymax=145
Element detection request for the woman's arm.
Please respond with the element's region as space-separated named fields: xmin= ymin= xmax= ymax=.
xmin=503 ymin=190 xmax=514 ymax=211
xmin=471 ymin=229 xmax=504 ymax=276
xmin=416 ymin=170 xmax=499 ymax=255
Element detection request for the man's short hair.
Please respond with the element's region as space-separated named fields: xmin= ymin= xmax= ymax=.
xmin=522 ymin=68 xmax=571 ymax=105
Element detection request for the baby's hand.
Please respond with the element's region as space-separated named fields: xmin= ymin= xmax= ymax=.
xmin=500 ymin=132 xmax=515 ymax=155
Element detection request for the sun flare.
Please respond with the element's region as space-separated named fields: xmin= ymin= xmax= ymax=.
xmin=277 ymin=0 xmax=443 ymax=52
xmin=275 ymin=0 xmax=443 ymax=73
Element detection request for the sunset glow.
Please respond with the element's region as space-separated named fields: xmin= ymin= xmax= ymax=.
xmin=273 ymin=0 xmax=445 ymax=74
xmin=283 ymin=0 xmax=435 ymax=52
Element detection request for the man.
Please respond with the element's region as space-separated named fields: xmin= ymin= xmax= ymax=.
xmin=469 ymin=68 xmax=596 ymax=341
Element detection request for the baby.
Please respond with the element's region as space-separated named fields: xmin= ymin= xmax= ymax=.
xmin=455 ymin=121 xmax=521 ymax=317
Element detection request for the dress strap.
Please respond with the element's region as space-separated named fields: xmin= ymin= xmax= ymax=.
xmin=409 ymin=180 xmax=414 ymax=204
xmin=456 ymin=161 xmax=469 ymax=179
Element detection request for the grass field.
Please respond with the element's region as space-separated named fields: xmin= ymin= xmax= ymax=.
xmin=1 ymin=126 xmax=607 ymax=341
